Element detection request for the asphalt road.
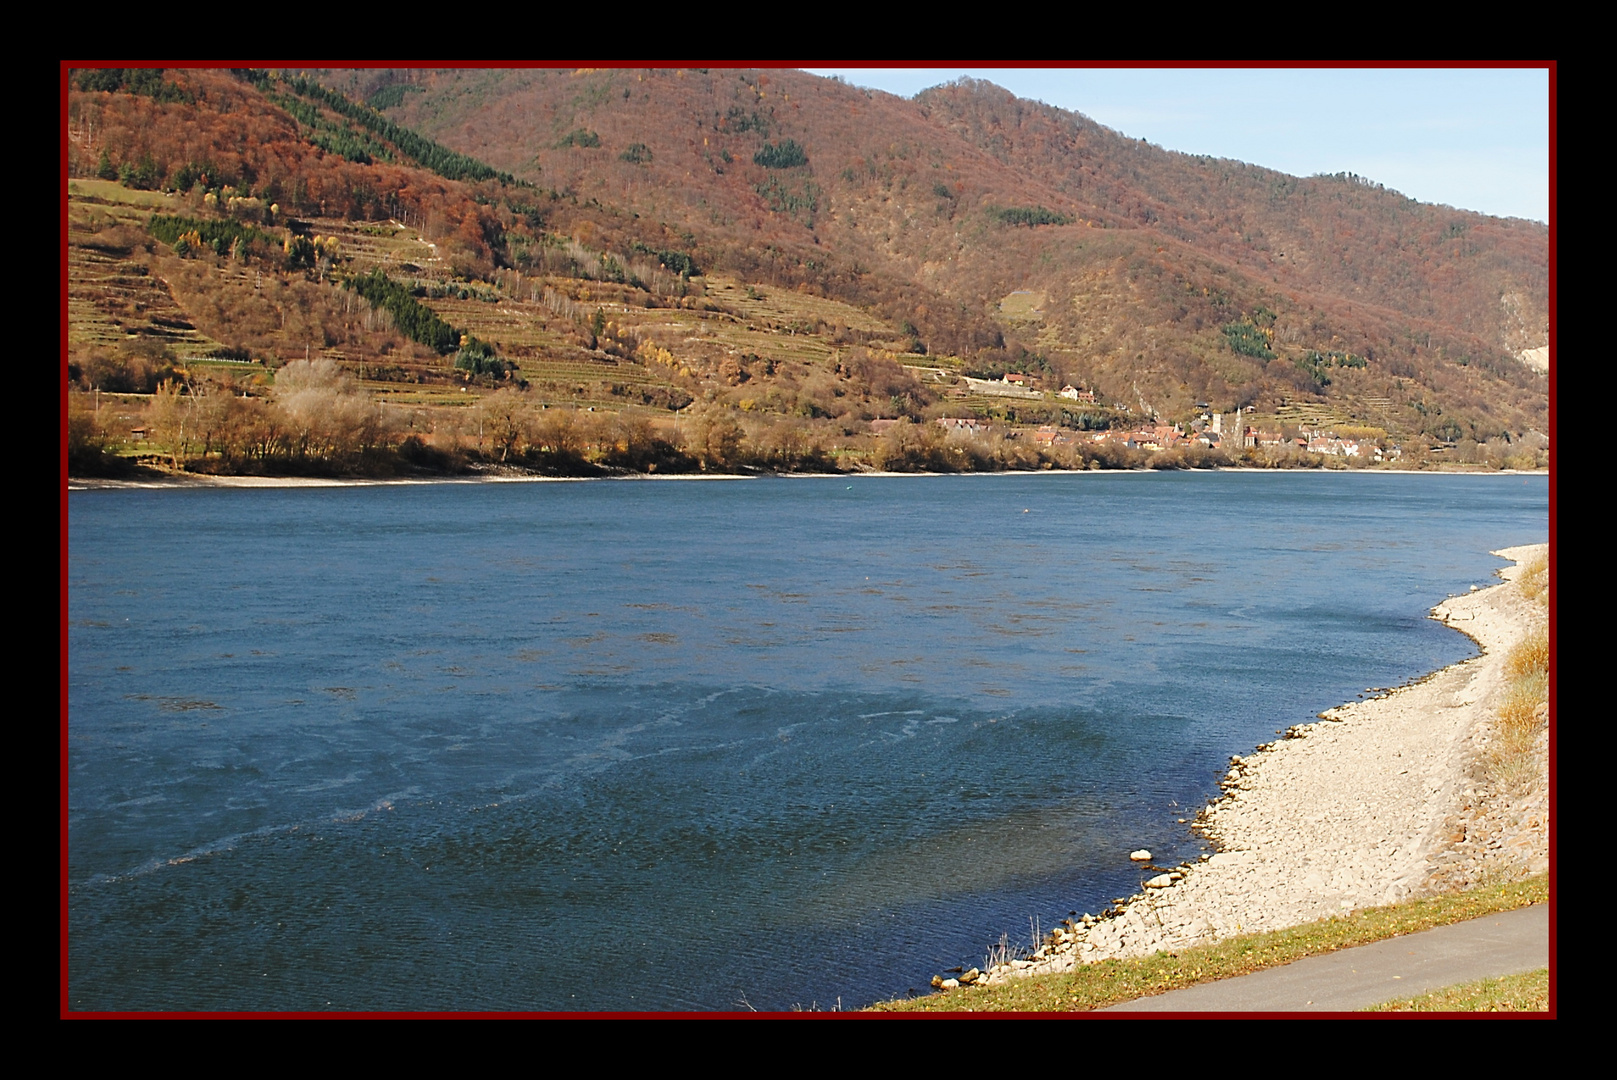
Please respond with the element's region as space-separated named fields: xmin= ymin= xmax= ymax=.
xmin=1098 ymin=904 xmax=1551 ymax=1012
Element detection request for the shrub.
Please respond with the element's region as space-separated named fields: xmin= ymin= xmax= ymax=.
xmin=454 ymin=339 xmax=511 ymax=378
xmin=1221 ymin=321 xmax=1276 ymax=361
xmin=988 ymin=205 xmax=1073 ymax=228
xmin=150 ymin=214 xmax=266 ymax=256
xmin=345 ymin=269 xmax=462 ymax=354
xmin=753 ymin=139 xmax=808 ymax=169
xmin=558 ymin=128 xmax=601 ymax=149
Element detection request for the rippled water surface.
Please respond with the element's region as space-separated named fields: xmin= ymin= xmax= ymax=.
xmin=67 ymin=471 xmax=1548 ymax=1011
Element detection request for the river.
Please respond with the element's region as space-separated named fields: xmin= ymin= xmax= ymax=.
xmin=66 ymin=470 xmax=1549 ymax=1011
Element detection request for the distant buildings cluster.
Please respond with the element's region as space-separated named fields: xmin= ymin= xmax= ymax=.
xmin=1242 ymin=427 xmax=1400 ymax=462
xmin=884 ymin=374 xmax=1407 ymax=463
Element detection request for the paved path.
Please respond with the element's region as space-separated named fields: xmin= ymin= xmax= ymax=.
xmin=1099 ymin=904 xmax=1549 ymax=1012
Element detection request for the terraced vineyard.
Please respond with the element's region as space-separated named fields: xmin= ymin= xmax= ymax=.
xmin=67 ymin=245 xmax=221 ymax=359
xmin=702 ymin=279 xmax=891 ymax=335
xmin=64 ymin=177 xmax=1138 ymax=452
xmin=68 ymin=183 xmax=229 ymax=362
xmin=1274 ymin=402 xmax=1357 ymax=431
xmin=64 ymin=172 xmax=1400 ymax=477
xmin=64 ymin=175 xmax=959 ymax=463
xmin=327 ymin=221 xmax=447 ymax=279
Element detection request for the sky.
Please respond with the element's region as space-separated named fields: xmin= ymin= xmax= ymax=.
xmin=803 ymin=66 xmax=1551 ymax=224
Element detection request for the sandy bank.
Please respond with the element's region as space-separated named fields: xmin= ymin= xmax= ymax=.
xmin=976 ymin=543 xmax=1550 ymax=983
xmin=65 ymin=471 xmax=752 ymax=491
xmin=68 ymin=464 xmax=1550 ymax=491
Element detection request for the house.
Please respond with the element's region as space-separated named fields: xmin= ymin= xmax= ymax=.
xmin=1304 ymin=430 xmax=1367 ymax=457
xmin=1244 ymin=427 xmax=1284 ymax=449
xmin=962 ymin=376 xmax=1041 ymax=399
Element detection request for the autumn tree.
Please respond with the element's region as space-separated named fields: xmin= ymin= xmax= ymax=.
xmin=478 ymin=388 xmax=534 ymax=462
xmin=684 ymin=407 xmax=745 ymax=471
xmin=272 ymin=357 xmax=386 ymax=464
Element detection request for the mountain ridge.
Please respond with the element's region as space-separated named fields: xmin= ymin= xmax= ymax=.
xmin=66 ymin=66 xmax=1549 ymax=476
xmin=349 ymin=67 xmax=1545 ymax=420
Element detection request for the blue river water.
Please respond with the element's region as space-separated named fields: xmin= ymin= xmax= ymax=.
xmin=66 ymin=470 xmax=1548 ymax=1011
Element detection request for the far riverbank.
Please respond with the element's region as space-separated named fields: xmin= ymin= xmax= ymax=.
xmin=67 ymin=464 xmax=1549 ymax=491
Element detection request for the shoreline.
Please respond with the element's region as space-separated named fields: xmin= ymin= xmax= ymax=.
xmin=67 ymin=465 xmax=1549 ymax=491
xmin=969 ymin=542 xmax=1550 ymax=986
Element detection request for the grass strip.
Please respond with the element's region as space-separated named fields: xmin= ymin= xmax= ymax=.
xmin=868 ymin=874 xmax=1547 ymax=1012
xmin=1362 ymin=967 xmax=1548 ymax=1012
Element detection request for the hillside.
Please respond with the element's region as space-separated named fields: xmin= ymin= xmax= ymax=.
xmin=359 ymin=69 xmax=1546 ymax=422
xmin=65 ymin=67 xmax=1550 ymax=477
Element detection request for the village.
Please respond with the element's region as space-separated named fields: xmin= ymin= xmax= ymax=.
xmin=880 ymin=370 xmax=1410 ymax=464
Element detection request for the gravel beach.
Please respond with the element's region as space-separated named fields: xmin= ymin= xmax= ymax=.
xmin=976 ymin=543 xmax=1551 ymax=983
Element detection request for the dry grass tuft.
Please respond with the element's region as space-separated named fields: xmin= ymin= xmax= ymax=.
xmin=1516 ymin=552 xmax=1549 ymax=606
xmin=1496 ymin=674 xmax=1548 ymax=731
xmin=1487 ymin=626 xmax=1550 ymax=787
xmin=1504 ymin=625 xmax=1548 ymax=680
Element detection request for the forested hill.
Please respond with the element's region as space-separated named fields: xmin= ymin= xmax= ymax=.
xmin=67 ymin=67 xmax=1548 ymax=479
xmin=340 ymin=67 xmax=1548 ymax=436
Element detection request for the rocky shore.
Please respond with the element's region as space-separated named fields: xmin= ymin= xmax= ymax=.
xmin=959 ymin=544 xmax=1550 ymax=989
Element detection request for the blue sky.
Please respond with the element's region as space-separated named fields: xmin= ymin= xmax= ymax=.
xmin=803 ymin=67 xmax=1550 ymax=224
